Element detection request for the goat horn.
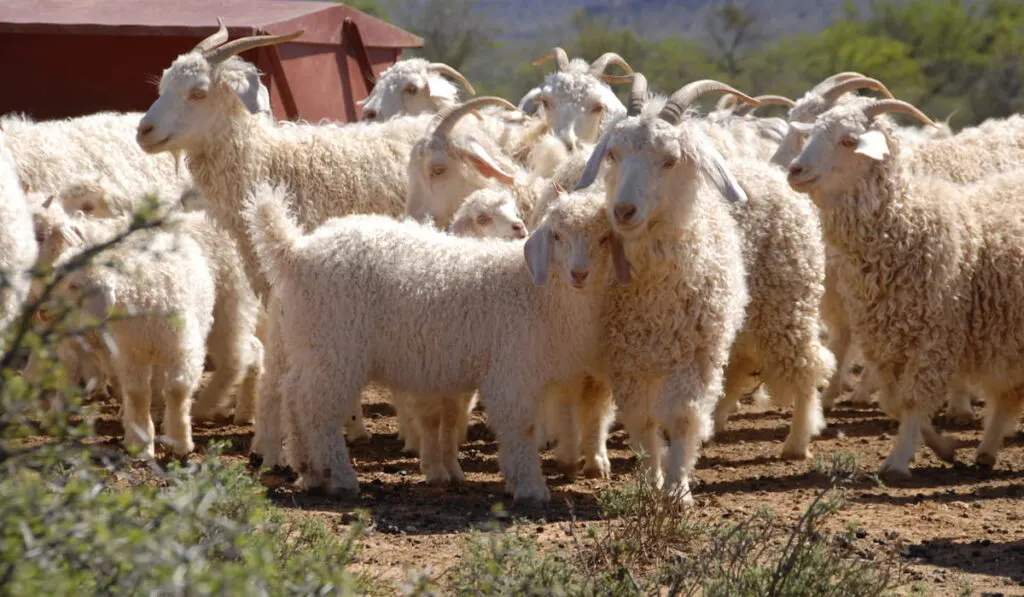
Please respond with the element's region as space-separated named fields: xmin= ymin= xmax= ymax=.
xmin=204 ymin=29 xmax=305 ymax=65
xmin=733 ymin=94 xmax=796 ymax=116
xmin=432 ymin=97 xmax=518 ymax=139
xmin=822 ymin=76 xmax=895 ymax=103
xmin=589 ymin=52 xmax=634 ymax=77
xmin=715 ymin=94 xmax=740 ymax=112
xmin=659 ymin=80 xmax=760 ymax=125
xmin=533 ymin=47 xmax=570 ymax=72
xmin=427 ymin=63 xmax=476 ymax=95
xmin=627 ymin=73 xmax=648 ymax=117
xmin=813 ymin=71 xmax=865 ymax=92
xmin=194 ymin=18 xmax=229 ymax=54
xmin=600 ymin=74 xmax=634 ymax=84
xmin=864 ymin=99 xmax=937 ymax=127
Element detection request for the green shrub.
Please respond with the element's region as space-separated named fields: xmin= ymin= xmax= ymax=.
xmin=0 ymin=202 xmax=369 ymax=596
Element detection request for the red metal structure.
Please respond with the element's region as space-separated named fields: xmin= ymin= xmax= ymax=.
xmin=0 ymin=0 xmax=424 ymax=122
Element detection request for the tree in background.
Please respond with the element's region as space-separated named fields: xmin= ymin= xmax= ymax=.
xmin=385 ymin=0 xmax=499 ymax=71
xmin=352 ymin=0 xmax=1024 ymax=129
xmin=706 ymin=2 xmax=760 ymax=79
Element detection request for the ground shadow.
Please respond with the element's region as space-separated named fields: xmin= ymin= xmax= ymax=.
xmin=904 ymin=537 xmax=1024 ymax=586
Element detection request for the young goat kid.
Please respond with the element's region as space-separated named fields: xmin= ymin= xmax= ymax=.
xmin=243 ymin=183 xmax=629 ymax=503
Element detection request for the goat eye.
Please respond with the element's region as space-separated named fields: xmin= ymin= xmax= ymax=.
xmin=35 ymin=232 xmax=46 ymax=243
xmin=599 ymin=233 xmax=610 ymax=245
xmin=591 ymin=104 xmax=604 ymax=114
xmin=430 ymin=165 xmax=446 ymax=177
xmin=662 ymin=158 xmax=678 ymax=169
xmin=362 ymin=109 xmax=377 ymax=120
xmin=551 ymin=231 xmax=562 ymax=242
xmin=840 ymin=135 xmax=858 ymax=148
xmin=476 ymin=214 xmax=492 ymax=226
xmin=68 ymin=282 xmax=79 ymax=292
xmin=188 ymin=88 xmax=207 ymax=101
xmin=82 ymin=204 xmax=94 ymax=213
xmin=403 ymin=84 xmax=419 ymax=95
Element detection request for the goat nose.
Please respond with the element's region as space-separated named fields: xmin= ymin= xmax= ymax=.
xmin=788 ymin=164 xmax=805 ymax=178
xmin=571 ymin=269 xmax=589 ymax=283
xmin=614 ymin=203 xmax=637 ymax=225
xmin=138 ymin=123 xmax=154 ymax=137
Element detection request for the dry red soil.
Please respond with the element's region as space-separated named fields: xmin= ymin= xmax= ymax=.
xmin=89 ymin=384 xmax=1024 ymax=596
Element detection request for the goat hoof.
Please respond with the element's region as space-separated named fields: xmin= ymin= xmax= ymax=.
xmin=975 ymin=452 xmax=997 ymax=469
xmin=878 ymin=459 xmax=912 ymax=482
xmin=582 ymin=455 xmax=611 ymax=479
xmin=780 ymin=440 xmax=811 ymax=461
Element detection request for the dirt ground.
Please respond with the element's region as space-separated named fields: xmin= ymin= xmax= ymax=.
xmin=89 ymin=382 xmax=1023 ymax=596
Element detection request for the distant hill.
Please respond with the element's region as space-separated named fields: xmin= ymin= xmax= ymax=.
xmin=476 ymin=0 xmax=877 ymax=41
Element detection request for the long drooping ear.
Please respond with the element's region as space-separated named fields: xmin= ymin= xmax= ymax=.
xmin=697 ymin=140 xmax=747 ymax=204
xmin=463 ymin=139 xmax=516 ymax=185
xmin=610 ymin=234 xmax=632 ymax=285
xmin=518 ymin=88 xmax=542 ymax=114
xmin=232 ymin=71 xmax=271 ymax=115
xmin=574 ymin=133 xmax=611 ymax=191
xmin=524 ymin=225 xmax=552 ymax=285
xmin=854 ymin=129 xmax=890 ymax=161
xmin=788 ymin=121 xmax=814 ymax=134
xmin=448 ymin=214 xmax=473 ymax=236
xmin=82 ymin=282 xmax=115 ymax=321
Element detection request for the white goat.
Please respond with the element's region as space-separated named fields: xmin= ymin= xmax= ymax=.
xmin=41 ymin=220 xmax=216 ymax=458
xmin=518 ymin=47 xmax=634 ymax=152
xmin=787 ymin=97 xmax=1024 ymax=476
xmin=0 ymin=136 xmax=38 ymax=335
xmin=572 ymin=79 xmax=752 ymax=501
xmin=580 ymin=76 xmax=834 ymax=461
xmin=358 ymin=58 xmax=476 ymax=121
xmin=135 ymin=23 xmax=438 ymax=464
xmin=242 ymin=182 xmax=629 ymax=503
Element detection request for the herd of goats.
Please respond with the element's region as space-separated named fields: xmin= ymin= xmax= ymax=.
xmin=2 ymin=20 xmax=1023 ymax=505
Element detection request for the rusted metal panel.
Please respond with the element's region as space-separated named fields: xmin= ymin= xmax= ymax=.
xmin=0 ymin=0 xmax=423 ymax=122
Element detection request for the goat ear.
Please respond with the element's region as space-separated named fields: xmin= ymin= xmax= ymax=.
xmin=697 ymin=139 xmax=747 ymax=204
xmin=610 ymin=234 xmax=632 ymax=285
xmin=575 ymin=133 xmax=610 ymax=191
xmin=82 ymin=283 xmax=114 ymax=321
xmin=523 ymin=225 xmax=552 ymax=285
xmin=518 ymin=88 xmax=542 ymax=114
xmin=854 ymin=129 xmax=890 ymax=161
xmin=232 ymin=71 xmax=271 ymax=115
xmin=463 ymin=139 xmax=516 ymax=185
xmin=448 ymin=215 xmax=472 ymax=236
xmin=788 ymin=121 xmax=814 ymax=134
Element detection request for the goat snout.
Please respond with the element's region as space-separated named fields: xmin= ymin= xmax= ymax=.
xmin=613 ymin=203 xmax=637 ymax=225
xmin=511 ymin=222 xmax=527 ymax=238
xmin=570 ymin=269 xmax=590 ymax=285
xmin=137 ymin=122 xmax=154 ymax=138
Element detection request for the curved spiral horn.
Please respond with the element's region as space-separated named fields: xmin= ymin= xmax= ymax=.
xmin=194 ymin=18 xmax=230 ymax=54
xmin=533 ymin=47 xmax=570 ymax=72
xmin=588 ymin=52 xmax=634 ymax=77
xmin=204 ymin=29 xmax=305 ymax=66
xmin=863 ymin=99 xmax=937 ymax=127
xmin=733 ymin=94 xmax=796 ymax=117
xmin=427 ymin=63 xmax=476 ymax=95
xmin=432 ymin=97 xmax=519 ymax=139
xmin=627 ymin=73 xmax=648 ymax=117
xmin=821 ymin=77 xmax=895 ymax=103
xmin=659 ymin=80 xmax=760 ymax=125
